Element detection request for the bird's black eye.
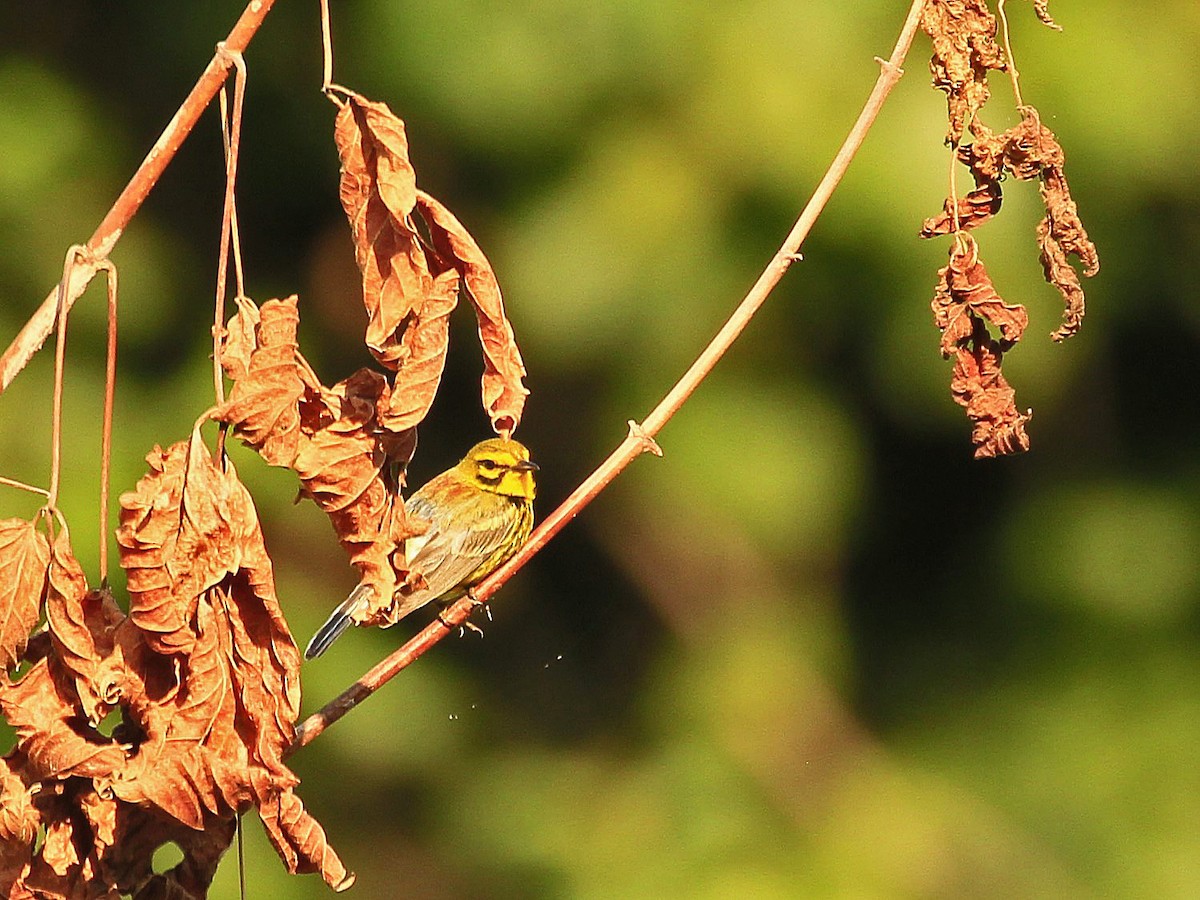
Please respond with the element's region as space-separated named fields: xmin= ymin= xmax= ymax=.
xmin=478 ymin=458 xmax=499 ymax=471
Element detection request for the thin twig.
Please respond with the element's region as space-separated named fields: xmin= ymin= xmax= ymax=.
xmin=48 ymin=247 xmax=84 ymax=508
xmin=0 ymin=0 xmax=278 ymax=396
xmin=291 ymin=0 xmax=930 ymax=752
xmin=997 ymin=0 xmax=1026 ymax=109
xmin=212 ymin=46 xmax=248 ymax=408
xmin=0 ymin=476 xmax=49 ymax=499
xmin=99 ymin=261 xmax=118 ymax=582
xmin=319 ymin=0 xmax=335 ymax=91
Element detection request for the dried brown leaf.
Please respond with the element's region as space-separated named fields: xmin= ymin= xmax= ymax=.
xmin=333 ymin=90 xmax=530 ymax=436
xmin=1039 ymin=168 xmax=1099 ymax=341
xmin=376 ymin=269 xmax=460 ymax=433
xmin=260 ymin=788 xmax=355 ymax=891
xmin=0 ymin=758 xmax=37 ymax=894
xmin=1000 ymin=109 xmax=1064 ymax=181
xmin=920 ymin=182 xmax=1003 ymax=237
xmin=0 ymin=518 xmax=49 ymax=669
xmin=1029 ymin=0 xmax=1063 ymax=31
xmin=0 ymin=658 xmax=125 ymax=782
xmin=931 ymin=248 xmax=1032 ymax=457
xmin=0 ymin=429 xmax=341 ymax=896
xmin=921 ymin=0 xmax=1007 ymax=143
xmin=116 ymin=430 xmax=250 ymax=656
xmin=45 ymin=532 xmax=126 ymax=729
xmin=113 ymin=430 xmax=305 ymax=826
xmin=951 ymin=338 xmax=1031 ymax=458
xmin=217 ymin=294 xmax=259 ymax=382
xmin=334 ymin=92 xmax=434 ymax=371
xmin=216 ymin=296 xmax=305 ymax=467
xmin=931 ymin=250 xmax=1028 ymax=355
xmin=292 ymin=369 xmax=423 ymax=616
xmin=416 ymin=190 xmax=530 ymax=433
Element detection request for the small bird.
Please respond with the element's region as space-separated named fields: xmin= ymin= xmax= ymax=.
xmin=304 ymin=437 xmax=538 ymax=659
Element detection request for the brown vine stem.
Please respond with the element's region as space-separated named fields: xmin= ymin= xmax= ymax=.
xmin=99 ymin=262 xmax=118 ymax=582
xmin=996 ymin=0 xmax=1026 ymax=109
xmin=0 ymin=0 xmax=278 ymax=396
xmin=212 ymin=46 xmax=248 ymax=408
xmin=291 ymin=0 xmax=930 ymax=752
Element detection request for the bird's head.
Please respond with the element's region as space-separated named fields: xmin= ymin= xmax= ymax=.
xmin=458 ymin=438 xmax=538 ymax=500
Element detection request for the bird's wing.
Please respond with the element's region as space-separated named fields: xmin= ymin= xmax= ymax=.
xmin=391 ymin=492 xmax=518 ymax=620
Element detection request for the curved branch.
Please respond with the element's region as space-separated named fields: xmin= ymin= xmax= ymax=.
xmin=0 ymin=0 xmax=279 ymax=395
xmin=291 ymin=0 xmax=929 ymax=752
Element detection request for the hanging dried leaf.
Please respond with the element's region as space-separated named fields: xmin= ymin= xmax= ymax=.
xmin=416 ymin=190 xmax=530 ymax=433
xmin=931 ymin=247 xmax=1028 ymax=355
xmin=1 ymin=429 xmax=346 ymax=896
xmin=1029 ymin=0 xmax=1062 ymax=31
xmin=999 ymin=109 xmax=1064 ymax=181
xmin=293 ymin=368 xmax=422 ymax=611
xmin=376 ymin=269 xmax=459 ymax=433
xmin=0 ymin=757 xmax=37 ymax=894
xmin=259 ymin=788 xmax=355 ymax=891
xmin=0 ymin=518 xmax=49 ymax=670
xmin=334 ymin=92 xmax=434 ymax=372
xmin=333 ymin=89 xmax=530 ymax=434
xmin=930 ymin=246 xmax=1032 ymax=457
xmin=216 ymin=295 xmax=305 ymax=467
xmin=219 ymin=299 xmax=425 ymax=625
xmin=920 ymin=182 xmax=1003 ymax=237
xmin=218 ymin=293 xmax=260 ymax=382
xmin=1039 ymin=167 xmax=1099 ymax=341
xmin=0 ymin=657 xmax=125 ymax=782
xmin=921 ymin=0 xmax=1007 ymax=143
xmin=951 ymin=336 xmax=1031 ymax=458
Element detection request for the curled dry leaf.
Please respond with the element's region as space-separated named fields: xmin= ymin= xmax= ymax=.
xmin=951 ymin=337 xmax=1031 ymax=458
xmin=1039 ymin=167 xmax=1099 ymax=341
xmin=216 ymin=295 xmax=304 ymax=467
xmin=333 ymin=88 xmax=529 ymax=434
xmin=219 ymin=297 xmax=426 ymax=628
xmin=931 ymin=247 xmax=1028 ymax=355
xmin=931 ymin=246 xmax=1031 ymax=457
xmin=334 ymin=92 xmax=431 ymax=372
xmin=0 ymin=518 xmax=49 ymax=670
xmin=0 ymin=428 xmax=348 ymax=896
xmin=1029 ymin=0 xmax=1063 ymax=31
xmin=947 ymin=110 xmax=1098 ymax=341
xmin=415 ymin=190 xmax=529 ymax=433
xmin=260 ymin=788 xmax=354 ymax=891
xmin=921 ymin=0 xmax=1007 ymax=143
xmin=920 ymin=182 xmax=1003 ymax=237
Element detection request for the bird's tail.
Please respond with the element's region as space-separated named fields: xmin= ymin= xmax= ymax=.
xmin=304 ymin=583 xmax=373 ymax=660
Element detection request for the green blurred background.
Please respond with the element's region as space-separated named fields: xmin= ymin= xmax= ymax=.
xmin=2 ymin=1 xmax=1198 ymax=897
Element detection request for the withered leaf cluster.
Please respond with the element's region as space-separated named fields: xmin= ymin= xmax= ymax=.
xmin=216 ymin=93 xmax=529 ymax=633
xmin=920 ymin=0 xmax=1098 ymax=456
xmin=333 ymin=89 xmax=528 ymax=437
xmin=921 ymin=0 xmax=1008 ymax=145
xmin=1 ymin=73 xmax=529 ymax=900
xmin=0 ymin=429 xmax=350 ymax=897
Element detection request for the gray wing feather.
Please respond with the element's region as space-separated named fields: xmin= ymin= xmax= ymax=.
xmin=392 ymin=491 xmax=519 ymax=620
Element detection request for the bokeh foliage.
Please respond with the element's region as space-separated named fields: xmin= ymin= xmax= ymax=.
xmin=2 ymin=1 xmax=1198 ymax=897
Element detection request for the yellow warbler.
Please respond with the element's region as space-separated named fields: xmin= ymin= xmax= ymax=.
xmin=305 ymin=438 xmax=538 ymax=659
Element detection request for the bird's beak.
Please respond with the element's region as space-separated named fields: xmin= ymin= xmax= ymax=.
xmin=513 ymin=459 xmax=539 ymax=472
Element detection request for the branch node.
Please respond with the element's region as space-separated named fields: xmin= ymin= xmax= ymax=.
xmin=627 ymin=420 xmax=663 ymax=457
xmin=213 ymin=42 xmax=246 ymax=74
xmin=875 ymin=56 xmax=904 ymax=77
